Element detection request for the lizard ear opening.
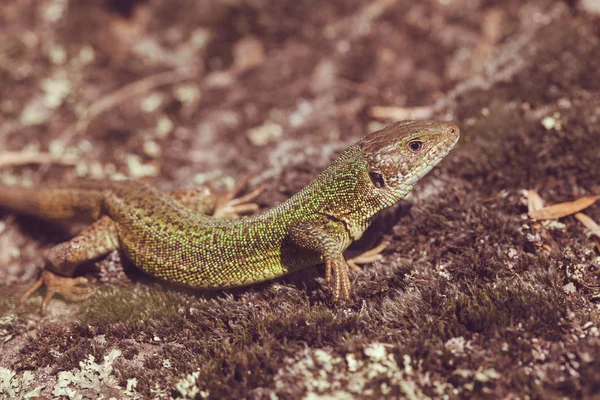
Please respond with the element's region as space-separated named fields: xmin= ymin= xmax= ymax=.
xmin=369 ymin=172 xmax=385 ymax=188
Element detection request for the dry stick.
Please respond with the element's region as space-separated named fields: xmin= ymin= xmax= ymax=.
xmin=370 ymin=105 xmax=435 ymax=121
xmin=8 ymin=152 xmax=51 ymax=167
xmin=0 ymin=152 xmax=72 ymax=168
xmin=32 ymin=65 xmax=200 ymax=184
xmin=0 ymin=66 xmax=199 ymax=238
xmin=334 ymin=78 xmax=379 ymax=98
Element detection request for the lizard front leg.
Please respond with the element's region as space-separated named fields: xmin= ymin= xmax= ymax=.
xmin=288 ymin=222 xmax=352 ymax=301
xmin=21 ymin=216 xmax=119 ymax=313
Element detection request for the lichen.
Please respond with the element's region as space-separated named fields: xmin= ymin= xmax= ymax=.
xmin=274 ymin=343 xmax=438 ymax=399
xmin=52 ymin=348 xmax=138 ymax=399
xmin=0 ymin=368 xmax=43 ymax=399
xmin=173 ymin=370 xmax=210 ymax=399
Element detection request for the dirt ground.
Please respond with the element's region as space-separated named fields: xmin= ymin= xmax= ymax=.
xmin=1 ymin=0 xmax=600 ymax=398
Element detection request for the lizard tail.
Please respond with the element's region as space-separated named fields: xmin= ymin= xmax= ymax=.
xmin=0 ymin=185 xmax=106 ymax=221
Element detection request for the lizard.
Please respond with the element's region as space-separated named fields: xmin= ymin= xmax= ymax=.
xmin=0 ymin=120 xmax=459 ymax=312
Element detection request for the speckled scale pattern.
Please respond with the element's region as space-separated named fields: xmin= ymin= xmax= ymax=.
xmin=0 ymin=120 xmax=459 ymax=295
xmin=107 ymin=149 xmax=370 ymax=288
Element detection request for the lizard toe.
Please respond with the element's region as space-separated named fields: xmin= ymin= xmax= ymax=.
xmin=22 ymin=270 xmax=95 ymax=314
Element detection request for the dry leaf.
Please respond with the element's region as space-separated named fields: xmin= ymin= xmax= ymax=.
xmin=527 ymin=189 xmax=545 ymax=213
xmin=528 ymin=196 xmax=600 ymax=220
xmin=574 ymin=212 xmax=600 ymax=238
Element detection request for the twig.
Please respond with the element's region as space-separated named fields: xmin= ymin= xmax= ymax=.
xmin=370 ymin=105 xmax=434 ymax=120
xmin=33 ymin=65 xmax=200 ymax=182
xmin=0 ymin=151 xmax=77 ymax=168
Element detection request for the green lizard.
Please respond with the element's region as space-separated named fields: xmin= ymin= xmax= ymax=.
xmin=0 ymin=120 xmax=459 ymax=312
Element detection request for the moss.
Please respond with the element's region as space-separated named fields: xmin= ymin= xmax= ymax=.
xmin=453 ymin=281 xmax=566 ymax=338
xmin=18 ymin=324 xmax=105 ymax=372
xmin=100 ymin=288 xmax=366 ymax=397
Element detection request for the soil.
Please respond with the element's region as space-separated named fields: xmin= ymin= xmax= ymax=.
xmin=1 ymin=0 xmax=599 ymax=399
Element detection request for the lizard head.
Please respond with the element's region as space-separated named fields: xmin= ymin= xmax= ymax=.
xmin=359 ymin=120 xmax=459 ymax=203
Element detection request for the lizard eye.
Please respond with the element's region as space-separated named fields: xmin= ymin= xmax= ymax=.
xmin=408 ymin=140 xmax=424 ymax=152
xmin=369 ymin=172 xmax=385 ymax=188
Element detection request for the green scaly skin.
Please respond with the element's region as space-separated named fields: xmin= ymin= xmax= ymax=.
xmin=0 ymin=120 xmax=459 ymax=309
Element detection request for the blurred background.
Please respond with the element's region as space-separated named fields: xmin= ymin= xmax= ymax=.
xmin=1 ymin=1 xmax=600 ymax=399
xmin=3 ymin=0 xmax=579 ymax=187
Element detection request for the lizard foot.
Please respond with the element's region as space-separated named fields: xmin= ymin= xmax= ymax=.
xmin=21 ymin=270 xmax=94 ymax=314
xmin=214 ymin=174 xmax=265 ymax=218
xmin=325 ymin=256 xmax=351 ymax=302
xmin=346 ymin=241 xmax=389 ymax=271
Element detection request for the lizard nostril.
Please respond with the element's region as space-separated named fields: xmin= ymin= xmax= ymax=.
xmin=448 ymin=124 xmax=460 ymax=137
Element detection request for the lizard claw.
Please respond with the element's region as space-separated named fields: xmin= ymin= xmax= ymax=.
xmin=21 ymin=270 xmax=95 ymax=314
xmin=214 ymin=174 xmax=264 ymax=218
xmin=346 ymin=241 xmax=389 ymax=271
